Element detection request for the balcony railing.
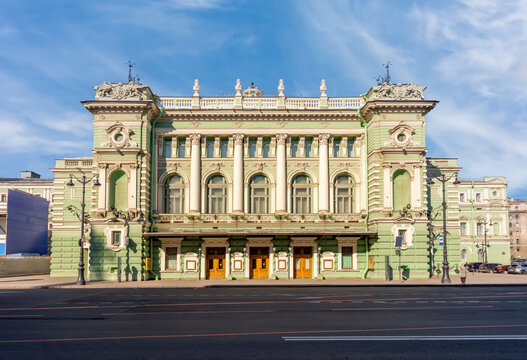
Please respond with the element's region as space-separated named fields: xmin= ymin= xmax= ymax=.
xmin=158 ymin=96 xmax=363 ymax=110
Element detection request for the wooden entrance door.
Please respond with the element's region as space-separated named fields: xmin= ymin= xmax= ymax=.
xmin=250 ymin=247 xmax=269 ymax=279
xmin=294 ymin=247 xmax=312 ymax=279
xmin=206 ymin=247 xmax=226 ymax=280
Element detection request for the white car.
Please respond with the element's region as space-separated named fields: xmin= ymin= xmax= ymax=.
xmin=509 ymin=264 xmax=527 ymax=274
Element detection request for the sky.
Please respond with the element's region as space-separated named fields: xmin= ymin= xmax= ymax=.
xmin=1 ymin=0 xmax=526 ymax=197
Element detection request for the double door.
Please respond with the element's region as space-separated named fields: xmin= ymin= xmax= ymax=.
xmin=250 ymin=247 xmax=269 ymax=279
xmin=294 ymin=247 xmax=312 ymax=279
xmin=206 ymin=247 xmax=225 ymax=280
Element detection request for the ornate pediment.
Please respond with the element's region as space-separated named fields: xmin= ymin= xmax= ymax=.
xmin=384 ymin=123 xmax=420 ymax=150
xmin=93 ymin=81 xmax=153 ymax=101
xmin=101 ymin=121 xmax=137 ymax=149
xmin=370 ymin=82 xmax=425 ymax=100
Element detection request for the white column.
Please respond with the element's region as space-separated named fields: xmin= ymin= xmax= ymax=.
xmin=189 ymin=133 xmax=201 ymax=214
xmin=128 ymin=163 xmax=137 ymax=210
xmin=383 ymin=164 xmax=392 ymax=209
xmin=413 ymin=164 xmax=421 ymax=209
xmin=98 ymin=164 xmax=107 ymax=209
xmin=233 ymin=134 xmax=244 ymax=214
xmin=318 ymin=133 xmax=330 ymax=213
xmin=276 ymin=133 xmax=288 ymax=213
xmin=357 ymin=135 xmax=367 ymax=212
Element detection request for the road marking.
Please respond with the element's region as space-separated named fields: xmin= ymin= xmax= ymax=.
xmin=1 ymin=324 xmax=526 ymax=344
xmin=103 ymin=309 xmax=275 ymax=316
xmin=0 ymin=315 xmax=44 ymax=318
xmin=332 ymin=306 xmax=492 ymax=312
xmin=416 ymin=301 xmax=428 ymax=303
xmin=282 ymin=335 xmax=527 ymax=341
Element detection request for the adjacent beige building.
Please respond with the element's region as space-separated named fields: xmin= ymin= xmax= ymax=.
xmin=508 ymin=199 xmax=527 ymax=259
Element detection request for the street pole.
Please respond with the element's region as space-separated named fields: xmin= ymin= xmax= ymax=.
xmin=67 ymin=174 xmax=100 ymax=286
xmin=77 ymin=175 xmax=86 ymax=286
xmin=440 ymin=176 xmax=451 ymax=284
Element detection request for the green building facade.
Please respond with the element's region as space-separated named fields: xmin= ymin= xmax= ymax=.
xmin=49 ymin=80 xmax=509 ymax=281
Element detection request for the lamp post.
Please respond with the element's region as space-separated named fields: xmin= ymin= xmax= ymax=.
xmin=427 ymin=173 xmax=461 ymax=284
xmin=67 ymin=174 xmax=101 ymax=285
xmin=483 ymin=220 xmax=488 ymax=264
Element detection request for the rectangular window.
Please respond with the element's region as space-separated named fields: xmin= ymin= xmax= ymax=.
xmin=460 ymin=222 xmax=467 ymax=236
xmin=516 ymin=214 xmax=519 ymax=219
xmin=475 ymin=193 xmax=482 ymax=202
xmin=516 ymin=239 xmax=520 ymax=244
xmin=220 ymin=138 xmax=228 ymax=158
xmin=516 ymin=231 xmax=520 ymax=235
xmin=333 ymin=137 xmax=341 ymax=157
xmin=347 ymin=138 xmax=354 ymax=157
xmin=342 ymin=246 xmax=353 ymax=269
xmin=206 ymin=138 xmax=215 ymax=158
xmin=304 ymin=137 xmax=313 ymax=158
xmin=517 ymin=222 xmax=520 ymax=227
xmin=165 ymin=247 xmax=178 ymax=270
xmin=290 ymin=138 xmax=299 ymax=158
xmin=0 ymin=194 xmax=6 ymax=202
xmin=111 ymin=231 xmax=121 ymax=246
xmin=477 ymin=223 xmax=484 ymax=236
xmin=510 ymin=222 xmax=513 ymax=227
xmin=459 ymin=193 xmax=465 ymax=202
xmin=249 ymin=138 xmax=257 ymax=158
xmin=163 ymin=138 xmax=172 ymax=157
xmin=262 ymin=138 xmax=271 ymax=158
xmin=177 ymin=138 xmax=186 ymax=158
xmin=398 ymin=229 xmax=408 ymax=247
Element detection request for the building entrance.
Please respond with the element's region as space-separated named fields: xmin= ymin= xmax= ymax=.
xmin=206 ymin=247 xmax=226 ymax=280
xmin=250 ymin=247 xmax=269 ymax=279
xmin=294 ymin=247 xmax=312 ymax=279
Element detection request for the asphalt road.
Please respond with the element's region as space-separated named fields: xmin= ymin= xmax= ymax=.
xmin=1 ymin=286 xmax=527 ymax=359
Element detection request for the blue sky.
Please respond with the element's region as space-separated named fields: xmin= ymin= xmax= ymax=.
xmin=1 ymin=0 xmax=526 ymax=197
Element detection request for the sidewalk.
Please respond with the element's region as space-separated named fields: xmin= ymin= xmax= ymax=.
xmin=1 ymin=272 xmax=527 ymax=289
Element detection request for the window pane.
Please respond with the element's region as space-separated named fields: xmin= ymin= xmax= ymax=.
xmin=290 ymin=138 xmax=299 ymax=157
xmin=347 ymin=138 xmax=354 ymax=157
xmin=206 ymin=138 xmax=215 ymax=158
xmin=262 ymin=138 xmax=270 ymax=158
xmin=177 ymin=138 xmax=185 ymax=158
xmin=220 ymin=138 xmax=228 ymax=158
xmin=164 ymin=138 xmax=172 ymax=157
xmin=333 ymin=138 xmax=341 ymax=157
xmin=249 ymin=138 xmax=257 ymax=157
xmin=305 ymin=138 xmax=313 ymax=157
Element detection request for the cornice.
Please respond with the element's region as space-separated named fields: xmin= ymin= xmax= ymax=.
xmin=360 ymin=100 xmax=438 ymax=120
xmin=82 ymin=100 xmax=160 ymax=118
xmin=160 ymin=110 xmax=360 ymax=122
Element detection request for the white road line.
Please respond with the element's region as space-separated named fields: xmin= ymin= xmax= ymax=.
xmin=508 ymin=301 xmax=522 ymax=303
xmin=373 ymin=301 xmax=386 ymax=303
xmin=416 ymin=301 xmax=428 ymax=303
xmin=283 ymin=335 xmax=527 ymax=341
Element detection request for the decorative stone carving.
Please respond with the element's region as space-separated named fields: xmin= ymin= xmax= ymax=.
xmin=296 ymin=162 xmax=309 ymax=171
xmin=320 ymin=79 xmax=327 ymax=96
xmin=371 ymin=82 xmax=426 ymax=100
xmin=167 ymin=162 xmax=181 ymax=172
xmin=211 ymin=162 xmax=224 ymax=171
xmin=93 ymin=81 xmax=151 ymax=101
xmin=279 ymin=120 xmax=286 ymax=128
xmin=101 ymin=121 xmax=137 ymax=149
xmin=278 ymin=79 xmax=285 ymax=97
xmin=191 ymin=121 xmax=200 ymax=128
xmin=321 ymin=120 xmax=328 ymax=128
xmin=276 ymin=133 xmax=288 ymax=145
xmin=254 ymin=162 xmax=266 ymax=171
xmin=235 ymin=79 xmax=242 ymax=96
xmin=384 ymin=123 xmax=420 ymax=150
xmin=189 ymin=133 xmax=201 ymax=145
xmin=193 ymin=79 xmax=200 ymax=96
xmin=233 ymin=133 xmax=244 ymax=145
xmin=318 ymin=133 xmax=330 ymax=145
xmin=104 ymin=226 xmax=129 ymax=252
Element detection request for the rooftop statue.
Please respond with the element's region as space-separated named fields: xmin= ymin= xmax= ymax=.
xmin=371 ymin=82 xmax=426 ymax=100
xmin=93 ymin=81 xmax=151 ymax=101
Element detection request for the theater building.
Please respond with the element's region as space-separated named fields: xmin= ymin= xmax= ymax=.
xmin=49 ymin=79 xmax=508 ymax=280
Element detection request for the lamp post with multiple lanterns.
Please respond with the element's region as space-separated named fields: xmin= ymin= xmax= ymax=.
xmin=427 ymin=173 xmax=461 ymax=284
xmin=67 ymin=174 xmax=101 ymax=285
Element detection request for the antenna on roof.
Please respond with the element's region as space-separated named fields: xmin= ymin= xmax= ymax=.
xmin=374 ymin=61 xmax=392 ymax=85
xmin=127 ymin=60 xmax=141 ymax=84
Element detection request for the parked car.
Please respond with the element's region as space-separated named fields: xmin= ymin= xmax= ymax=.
xmin=509 ymin=264 xmax=527 ymax=274
xmin=466 ymin=262 xmax=483 ymax=272
xmin=492 ymin=265 xmax=510 ymax=273
xmin=477 ymin=263 xmax=501 ymax=273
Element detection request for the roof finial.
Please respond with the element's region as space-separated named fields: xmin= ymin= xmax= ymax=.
xmin=320 ymin=79 xmax=327 ymax=96
xmin=278 ymin=79 xmax=285 ymax=97
xmin=235 ymin=79 xmax=242 ymax=96
xmin=193 ymin=79 xmax=200 ymax=96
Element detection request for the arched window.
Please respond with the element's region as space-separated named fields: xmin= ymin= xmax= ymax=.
xmin=334 ymin=174 xmax=354 ymax=213
xmin=291 ymin=174 xmax=312 ymax=214
xmin=163 ymin=175 xmax=184 ymax=214
xmin=207 ymin=175 xmax=227 ymax=214
xmin=493 ymin=222 xmax=500 ymax=236
xmin=249 ymin=174 xmax=270 ymax=214
xmin=392 ymin=169 xmax=411 ymax=211
xmin=108 ymin=170 xmax=127 ymax=211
